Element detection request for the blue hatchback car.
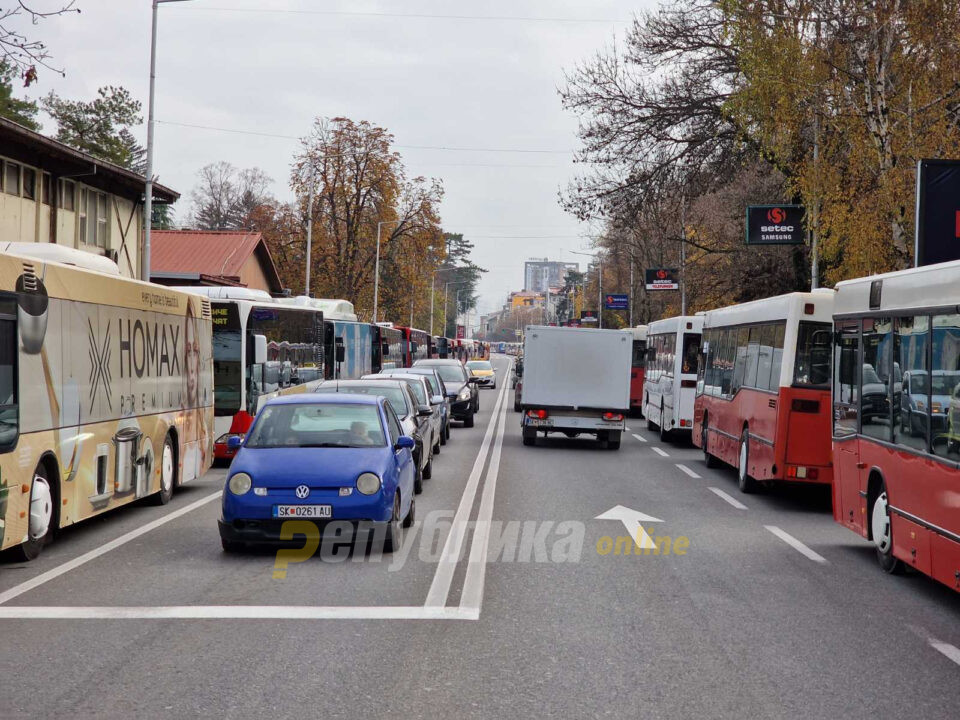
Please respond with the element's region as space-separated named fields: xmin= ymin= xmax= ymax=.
xmin=218 ymin=394 xmax=417 ymax=553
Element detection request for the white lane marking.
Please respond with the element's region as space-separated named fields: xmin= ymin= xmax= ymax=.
xmin=764 ymin=525 xmax=828 ymax=564
xmin=929 ymin=638 xmax=960 ymax=667
xmin=0 ymin=491 xmax=223 ymax=606
xmin=0 ymin=605 xmax=476 ymax=620
xmin=424 ymin=361 xmax=510 ymax=608
xmin=708 ymin=487 xmax=748 ymax=510
xmin=676 ymin=464 xmax=701 ymax=479
xmin=652 ymin=446 xmax=669 ymax=457
xmin=459 ymin=368 xmax=510 ymax=613
xmin=632 ymin=433 xmax=647 ymax=443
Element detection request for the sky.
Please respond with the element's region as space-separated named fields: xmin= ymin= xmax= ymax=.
xmin=18 ymin=0 xmax=656 ymax=315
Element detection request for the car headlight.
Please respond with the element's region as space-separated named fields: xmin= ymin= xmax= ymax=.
xmin=458 ymin=386 xmax=471 ymax=401
xmin=357 ymin=472 xmax=381 ymax=495
xmin=228 ymin=472 xmax=252 ymax=495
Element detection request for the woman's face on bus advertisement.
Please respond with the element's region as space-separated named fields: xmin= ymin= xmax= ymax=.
xmin=185 ymin=315 xmax=198 ymax=400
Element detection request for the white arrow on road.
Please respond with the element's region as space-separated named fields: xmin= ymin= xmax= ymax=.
xmin=595 ymin=505 xmax=663 ymax=550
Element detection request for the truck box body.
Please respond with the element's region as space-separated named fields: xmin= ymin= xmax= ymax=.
xmin=520 ymin=326 xmax=631 ymax=411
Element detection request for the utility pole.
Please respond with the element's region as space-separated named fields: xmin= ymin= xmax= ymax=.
xmin=628 ymin=256 xmax=634 ymax=327
xmin=429 ymin=274 xmax=435 ymax=335
xmin=598 ymin=258 xmax=603 ymax=329
xmin=680 ymin=195 xmax=687 ymax=317
xmin=304 ymin=168 xmax=314 ymax=296
xmin=811 ymin=16 xmax=822 ymax=289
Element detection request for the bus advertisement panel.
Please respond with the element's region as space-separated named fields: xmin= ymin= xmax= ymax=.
xmin=0 ymin=247 xmax=213 ymax=560
xmin=693 ymin=291 xmax=834 ymax=493
xmin=832 ymin=261 xmax=960 ymax=592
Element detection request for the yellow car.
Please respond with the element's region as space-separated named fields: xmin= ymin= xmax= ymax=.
xmin=466 ymin=360 xmax=496 ymax=388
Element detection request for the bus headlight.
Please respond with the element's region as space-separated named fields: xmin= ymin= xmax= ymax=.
xmin=228 ymin=472 xmax=252 ymax=495
xmin=356 ymin=472 xmax=381 ymax=495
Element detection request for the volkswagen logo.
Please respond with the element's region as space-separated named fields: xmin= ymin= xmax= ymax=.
xmin=295 ymin=484 xmax=310 ymax=499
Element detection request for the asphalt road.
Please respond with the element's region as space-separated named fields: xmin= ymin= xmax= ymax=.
xmin=1 ymin=354 xmax=958 ymax=719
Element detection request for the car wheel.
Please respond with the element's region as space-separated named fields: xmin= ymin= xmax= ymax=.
xmin=414 ymin=461 xmax=424 ymax=495
xmin=738 ymin=428 xmax=757 ymax=493
xmin=150 ymin=434 xmax=176 ymax=506
xmin=403 ymin=496 xmax=416 ymax=528
xmin=702 ymin=416 xmax=720 ymax=468
xmin=445 ymin=423 xmax=451 ymax=441
xmin=434 ymin=436 xmax=441 ymax=454
xmin=383 ymin=493 xmax=402 ymax=553
xmin=522 ymin=427 xmax=536 ymax=446
xmin=423 ymin=452 xmax=433 ymax=480
xmin=12 ymin=463 xmax=56 ymax=562
xmin=871 ymin=485 xmax=904 ymax=574
xmin=464 ymin=411 xmax=475 ymax=428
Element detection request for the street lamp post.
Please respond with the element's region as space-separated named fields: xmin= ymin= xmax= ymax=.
xmin=144 ymin=0 xmax=192 ymax=282
xmin=373 ymin=219 xmax=400 ymax=323
xmin=570 ymin=250 xmax=603 ymax=329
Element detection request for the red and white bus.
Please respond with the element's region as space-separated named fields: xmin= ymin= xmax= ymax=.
xmin=832 ymin=261 xmax=960 ymax=591
xmin=693 ymin=291 xmax=834 ymax=493
xmin=398 ymin=326 xmax=431 ymax=367
xmin=643 ymin=316 xmax=703 ymax=439
xmin=629 ymin=325 xmax=648 ymax=416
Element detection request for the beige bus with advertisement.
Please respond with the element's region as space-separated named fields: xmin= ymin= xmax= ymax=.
xmin=0 ymin=244 xmax=213 ymax=560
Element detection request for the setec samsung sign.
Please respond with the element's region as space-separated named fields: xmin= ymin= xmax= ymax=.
xmin=915 ymin=159 xmax=960 ymax=266
xmin=603 ymin=293 xmax=629 ymax=310
xmin=644 ymin=268 xmax=679 ymax=291
xmin=746 ymin=205 xmax=805 ymax=245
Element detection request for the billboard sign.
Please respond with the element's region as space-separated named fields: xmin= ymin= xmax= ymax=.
xmin=456 ymin=325 xmax=465 ymax=339
xmin=580 ymin=310 xmax=598 ymax=324
xmin=604 ymin=293 xmax=629 ymax=310
xmin=644 ymin=268 xmax=679 ymax=291
xmin=745 ymin=205 xmax=805 ymax=245
xmin=915 ymin=159 xmax=960 ymax=266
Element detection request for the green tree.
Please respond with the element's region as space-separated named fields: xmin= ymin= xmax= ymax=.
xmin=0 ymin=59 xmax=40 ymax=129
xmin=437 ymin=233 xmax=485 ymax=337
xmin=42 ymin=86 xmax=143 ymax=167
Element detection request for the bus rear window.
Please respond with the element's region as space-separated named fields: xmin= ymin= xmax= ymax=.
xmin=0 ymin=311 xmax=18 ymax=450
xmin=680 ymin=333 xmax=701 ymax=375
xmin=794 ymin=321 xmax=831 ymax=387
xmin=632 ymin=340 xmax=646 ymax=368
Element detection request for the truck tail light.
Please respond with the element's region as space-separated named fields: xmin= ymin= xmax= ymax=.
xmin=602 ymin=412 xmax=624 ymax=421
xmin=527 ymin=409 xmax=548 ymax=419
xmin=791 ymin=399 xmax=820 ymax=413
xmin=679 ymin=419 xmax=691 ymax=428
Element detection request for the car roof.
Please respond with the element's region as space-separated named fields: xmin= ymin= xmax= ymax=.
xmin=414 ymin=359 xmax=461 ymax=366
xmin=324 ymin=379 xmax=409 ymax=389
xmin=265 ymin=392 xmax=380 ymax=406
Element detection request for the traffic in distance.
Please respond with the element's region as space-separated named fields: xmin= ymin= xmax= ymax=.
xmin=1 ymin=241 xmax=957 ymax=597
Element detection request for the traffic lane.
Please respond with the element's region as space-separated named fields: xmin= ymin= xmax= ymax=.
xmin=0 ymin=377 xmax=506 ymax=609
xmin=416 ymin=423 xmax=960 ymax=718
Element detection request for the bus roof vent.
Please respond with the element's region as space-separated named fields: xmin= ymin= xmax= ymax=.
xmin=20 ymin=262 xmax=39 ymax=292
xmin=200 ymin=299 xmax=212 ymax=319
xmin=178 ymin=286 xmax=275 ymax=302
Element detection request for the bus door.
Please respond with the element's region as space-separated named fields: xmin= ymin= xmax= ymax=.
xmin=832 ymin=320 xmax=862 ymax=531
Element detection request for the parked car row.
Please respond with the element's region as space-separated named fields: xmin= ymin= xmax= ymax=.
xmin=217 ymin=358 xmax=492 ymax=553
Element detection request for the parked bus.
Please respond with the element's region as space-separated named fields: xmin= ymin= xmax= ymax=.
xmin=399 ymin=326 xmax=431 ymax=367
xmin=0 ymin=244 xmax=213 ymax=560
xmin=832 ymin=261 xmax=960 ymax=591
xmin=374 ymin=323 xmax=404 ymax=371
xmin=629 ymin=325 xmax=648 ymax=416
xmin=643 ymin=315 xmax=703 ymax=439
xmin=693 ymin=291 xmax=834 ymax=493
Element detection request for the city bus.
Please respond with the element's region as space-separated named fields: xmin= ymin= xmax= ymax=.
xmin=643 ymin=315 xmax=703 ymax=439
xmin=629 ymin=325 xmax=648 ymax=416
xmin=693 ymin=291 xmax=834 ymax=493
xmin=399 ymin=326 xmax=431 ymax=367
xmin=0 ymin=244 xmax=213 ymax=560
xmin=374 ymin=323 xmax=404 ymax=371
xmin=832 ymin=261 xmax=960 ymax=591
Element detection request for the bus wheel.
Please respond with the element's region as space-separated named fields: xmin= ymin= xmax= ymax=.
xmin=871 ymin=485 xmax=904 ymax=574
xmin=702 ymin=418 xmax=719 ymax=468
xmin=151 ymin=435 xmax=176 ymax=506
xmin=737 ymin=429 xmax=757 ymax=493
xmin=14 ymin=464 xmax=55 ymax=561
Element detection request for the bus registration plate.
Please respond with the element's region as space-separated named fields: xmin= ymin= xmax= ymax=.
xmin=273 ymin=505 xmax=332 ymax=519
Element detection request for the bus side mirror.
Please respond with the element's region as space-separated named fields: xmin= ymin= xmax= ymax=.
xmin=253 ymin=334 xmax=267 ymax=365
xmin=381 ymin=342 xmax=390 ymax=356
xmin=336 ymin=344 xmax=345 ymax=363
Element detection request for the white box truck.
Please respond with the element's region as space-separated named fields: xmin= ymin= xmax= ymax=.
xmin=519 ymin=325 xmax=632 ymax=449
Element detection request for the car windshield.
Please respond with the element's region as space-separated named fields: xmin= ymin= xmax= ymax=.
xmin=402 ymin=379 xmax=428 ymax=404
xmin=417 ymin=373 xmax=441 ymax=395
xmin=315 ymin=385 xmax=409 ymax=418
xmin=245 ymin=403 xmax=386 ymax=448
xmin=433 ymin=365 xmax=466 ymax=383
xmin=467 ymin=361 xmax=493 ymax=371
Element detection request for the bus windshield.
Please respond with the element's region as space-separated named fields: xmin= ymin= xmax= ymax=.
xmin=212 ymin=325 xmax=242 ymax=416
xmin=680 ymin=333 xmax=701 ymax=375
xmin=794 ymin=321 xmax=831 ymax=387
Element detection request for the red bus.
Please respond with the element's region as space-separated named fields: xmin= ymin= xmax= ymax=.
xmin=693 ymin=291 xmax=834 ymax=493
xmin=629 ymin=325 xmax=648 ymax=416
xmin=398 ymin=326 xmax=431 ymax=367
xmin=832 ymin=262 xmax=960 ymax=591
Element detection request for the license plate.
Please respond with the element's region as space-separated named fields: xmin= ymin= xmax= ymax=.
xmin=529 ymin=418 xmax=553 ymax=427
xmin=272 ymin=505 xmax=332 ymax=518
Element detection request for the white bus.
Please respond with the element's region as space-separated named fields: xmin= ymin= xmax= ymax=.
xmin=643 ymin=315 xmax=703 ymax=439
xmin=0 ymin=244 xmax=213 ymax=560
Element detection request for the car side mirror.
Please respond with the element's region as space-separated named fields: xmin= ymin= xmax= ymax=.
xmin=396 ymin=435 xmax=415 ymax=450
xmin=418 ymin=405 xmax=433 ymax=417
xmin=431 ymin=394 xmax=444 ymax=405
xmin=227 ymin=436 xmax=242 ymax=450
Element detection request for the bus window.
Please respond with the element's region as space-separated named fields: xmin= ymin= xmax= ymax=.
xmin=0 ymin=310 xmax=18 ymax=451
xmin=743 ymin=326 xmax=762 ymax=388
xmin=893 ymin=316 xmax=929 ymax=452
xmin=794 ymin=321 xmax=831 ymax=387
xmin=681 ymin=332 xmax=700 ymax=375
xmin=861 ymin=317 xmax=893 ymax=442
xmin=931 ymin=313 xmax=960 ymax=458
xmin=833 ymin=321 xmax=859 ymax=437
xmin=632 ymin=340 xmax=646 ymax=368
